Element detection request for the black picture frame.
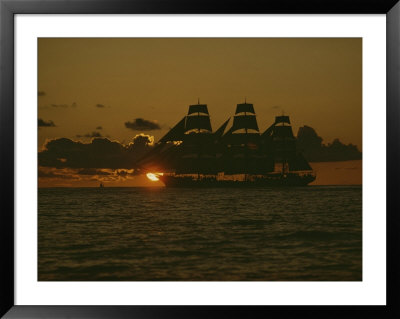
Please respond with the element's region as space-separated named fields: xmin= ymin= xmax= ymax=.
xmin=1 ymin=0 xmax=399 ymax=318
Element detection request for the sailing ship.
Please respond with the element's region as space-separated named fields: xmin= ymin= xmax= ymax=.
xmin=137 ymin=101 xmax=316 ymax=187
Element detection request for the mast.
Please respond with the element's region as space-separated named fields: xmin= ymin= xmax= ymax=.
xmin=197 ymin=98 xmax=200 ymax=134
xmin=269 ymin=115 xmax=296 ymax=175
xmin=223 ymin=101 xmax=260 ymax=177
xmin=177 ymin=101 xmax=214 ymax=178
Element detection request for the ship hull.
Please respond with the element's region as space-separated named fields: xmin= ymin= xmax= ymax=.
xmin=158 ymin=174 xmax=316 ymax=187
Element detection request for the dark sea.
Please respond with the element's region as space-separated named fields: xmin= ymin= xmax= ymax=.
xmin=38 ymin=186 xmax=362 ymax=281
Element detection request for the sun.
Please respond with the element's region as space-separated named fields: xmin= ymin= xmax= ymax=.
xmin=146 ymin=173 xmax=162 ymax=182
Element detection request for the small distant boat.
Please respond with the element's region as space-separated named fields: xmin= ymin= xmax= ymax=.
xmin=99 ymin=182 xmax=104 ymax=188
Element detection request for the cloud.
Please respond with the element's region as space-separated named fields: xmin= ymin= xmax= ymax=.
xmin=38 ymin=167 xmax=139 ymax=186
xmin=48 ymin=102 xmax=77 ymax=108
xmin=96 ymin=104 xmax=106 ymax=108
xmin=39 ymin=134 xmax=154 ymax=169
xmin=38 ymin=167 xmax=78 ymax=180
xmin=51 ymin=104 xmax=69 ymax=108
xmin=125 ymin=118 xmax=161 ymax=131
xmin=96 ymin=126 xmax=103 ymax=130
xmin=116 ymin=170 xmax=129 ymax=177
xmin=76 ymin=132 xmax=103 ymax=138
xmin=129 ymin=133 xmax=154 ymax=147
xmin=77 ymin=168 xmax=111 ymax=176
xmin=38 ymin=118 xmax=56 ymax=127
xmin=116 ymin=169 xmax=138 ymax=177
xmin=297 ymin=126 xmax=362 ymax=162
xmin=38 ymin=91 xmax=46 ymax=97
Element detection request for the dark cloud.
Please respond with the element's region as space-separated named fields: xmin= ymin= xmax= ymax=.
xmin=125 ymin=118 xmax=161 ymax=131
xmin=96 ymin=104 xmax=106 ymax=108
xmin=96 ymin=126 xmax=103 ymax=130
xmin=76 ymin=132 xmax=103 ymax=138
xmin=38 ymin=118 xmax=56 ymax=127
xmin=51 ymin=104 xmax=69 ymax=108
xmin=77 ymin=168 xmax=111 ymax=176
xmin=38 ymin=168 xmax=60 ymax=178
xmin=129 ymin=134 xmax=154 ymax=148
xmin=297 ymin=126 xmax=362 ymax=162
xmin=38 ymin=167 xmax=77 ymax=180
xmin=38 ymin=166 xmax=139 ymax=185
xmin=48 ymin=102 xmax=77 ymax=108
xmin=116 ymin=170 xmax=129 ymax=177
xmin=39 ymin=134 xmax=154 ymax=169
xmin=115 ymin=169 xmax=138 ymax=177
xmin=38 ymin=91 xmax=46 ymax=97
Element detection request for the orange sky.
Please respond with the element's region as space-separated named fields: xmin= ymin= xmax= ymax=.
xmin=38 ymin=38 xmax=361 ymax=147
xmin=38 ymin=38 xmax=362 ymax=187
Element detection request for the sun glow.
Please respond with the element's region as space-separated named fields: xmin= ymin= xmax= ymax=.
xmin=146 ymin=173 xmax=163 ymax=182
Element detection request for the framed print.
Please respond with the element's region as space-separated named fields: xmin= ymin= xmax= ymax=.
xmin=1 ymin=0 xmax=400 ymax=318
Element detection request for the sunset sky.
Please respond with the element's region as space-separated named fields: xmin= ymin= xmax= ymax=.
xmin=38 ymin=38 xmax=362 ymax=187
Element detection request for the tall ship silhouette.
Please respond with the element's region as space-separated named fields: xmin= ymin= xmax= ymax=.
xmin=138 ymin=101 xmax=316 ymax=187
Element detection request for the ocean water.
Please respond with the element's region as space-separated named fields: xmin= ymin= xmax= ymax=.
xmin=38 ymin=186 xmax=362 ymax=281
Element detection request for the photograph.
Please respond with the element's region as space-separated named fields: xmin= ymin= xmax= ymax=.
xmin=38 ymin=37 xmax=362 ymax=281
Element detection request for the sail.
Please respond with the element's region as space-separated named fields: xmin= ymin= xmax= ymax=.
xmin=136 ymin=143 xmax=180 ymax=171
xmin=159 ymin=117 xmax=186 ymax=142
xmin=222 ymin=126 xmax=233 ymax=138
xmin=235 ymin=103 xmax=255 ymax=114
xmin=265 ymin=118 xmax=296 ymax=159
xmin=135 ymin=143 xmax=166 ymax=167
xmin=224 ymin=132 xmax=259 ymax=146
xmin=188 ymin=104 xmax=209 ymax=115
xmin=261 ymin=117 xmax=293 ymax=156
xmin=261 ymin=123 xmax=275 ymax=138
xmin=158 ymin=144 xmax=185 ymax=170
xmin=273 ymin=126 xmax=294 ymax=139
xmin=232 ymin=115 xmax=259 ymax=132
xmin=221 ymin=148 xmax=273 ymax=174
xmin=176 ymin=156 xmax=218 ymax=174
xmin=176 ymin=143 xmax=217 ymax=174
xmin=275 ymin=115 xmax=290 ymax=125
xmin=213 ymin=118 xmax=230 ymax=139
xmin=185 ymin=115 xmax=212 ymax=132
xmin=174 ymin=104 xmax=215 ymax=173
xmin=289 ymin=153 xmax=312 ymax=171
